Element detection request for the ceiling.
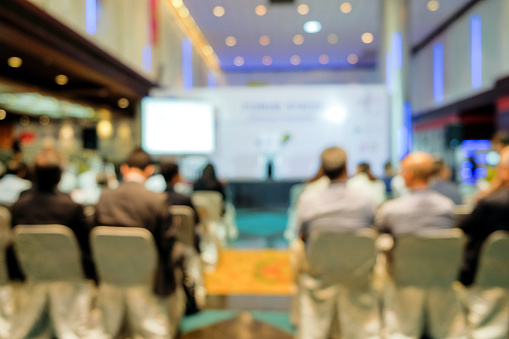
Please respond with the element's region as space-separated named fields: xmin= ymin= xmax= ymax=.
xmin=183 ymin=0 xmax=472 ymax=72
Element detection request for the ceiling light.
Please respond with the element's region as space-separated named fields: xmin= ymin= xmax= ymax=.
xmin=328 ymin=34 xmax=338 ymax=44
xmin=0 ymin=109 xmax=6 ymax=120
xmin=297 ymin=4 xmax=309 ymax=15
xmin=259 ymin=35 xmax=270 ymax=46
xmin=203 ymin=45 xmax=213 ymax=56
xmin=255 ymin=5 xmax=267 ymax=16
xmin=290 ymin=55 xmax=301 ymax=65
xmin=179 ymin=7 xmax=189 ymax=18
xmin=97 ymin=120 xmax=113 ymax=139
xmin=303 ymin=21 xmax=321 ymax=34
xmin=361 ymin=32 xmax=374 ymax=44
xmin=55 ymin=74 xmax=68 ymax=85
xmin=293 ymin=34 xmax=304 ymax=45
xmin=262 ymin=56 xmax=272 ymax=66
xmin=234 ymin=56 xmax=244 ymax=66
xmin=171 ymin=0 xmax=183 ymax=8
xmin=7 ymin=57 xmax=22 ymax=68
xmin=225 ymin=36 xmax=237 ymax=46
xmin=118 ymin=98 xmax=129 ymax=108
xmin=319 ymin=54 xmax=329 ymax=65
xmin=427 ymin=0 xmax=439 ymax=11
xmin=340 ymin=2 xmax=352 ymax=13
xmin=213 ymin=6 xmax=225 ymax=17
xmin=347 ymin=54 xmax=358 ymax=65
xmin=39 ymin=115 xmax=50 ymax=126
xmin=20 ymin=115 xmax=30 ymax=126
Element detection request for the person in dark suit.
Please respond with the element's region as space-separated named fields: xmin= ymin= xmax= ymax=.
xmin=95 ymin=148 xmax=181 ymax=296
xmin=10 ymin=149 xmax=95 ymax=280
xmin=459 ymin=146 xmax=509 ymax=286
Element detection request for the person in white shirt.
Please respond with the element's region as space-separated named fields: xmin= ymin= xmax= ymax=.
xmin=347 ymin=162 xmax=386 ymax=206
xmin=0 ymin=161 xmax=31 ymax=206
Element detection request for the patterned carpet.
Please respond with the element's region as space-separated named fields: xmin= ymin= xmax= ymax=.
xmin=204 ymin=249 xmax=293 ymax=295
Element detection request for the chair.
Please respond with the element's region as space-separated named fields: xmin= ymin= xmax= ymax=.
xmin=12 ymin=224 xmax=95 ymax=339
xmin=169 ymin=205 xmax=196 ymax=248
xmin=0 ymin=207 xmax=13 ymax=339
xmin=467 ymin=231 xmax=509 ymax=339
xmin=295 ymin=229 xmax=380 ymax=339
xmin=384 ymin=229 xmax=467 ymax=339
xmin=91 ymin=226 xmax=185 ymax=339
xmin=191 ymin=191 xmax=223 ymax=223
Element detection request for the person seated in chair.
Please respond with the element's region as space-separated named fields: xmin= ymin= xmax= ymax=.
xmin=10 ymin=149 xmax=95 ymax=280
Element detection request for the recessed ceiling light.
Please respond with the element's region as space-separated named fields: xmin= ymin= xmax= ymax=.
xmin=225 ymin=36 xmax=237 ymax=46
xmin=20 ymin=115 xmax=30 ymax=126
xmin=361 ymin=32 xmax=374 ymax=44
xmin=290 ymin=55 xmax=301 ymax=65
xmin=213 ymin=6 xmax=225 ymax=17
xmin=0 ymin=109 xmax=6 ymax=120
xmin=303 ymin=21 xmax=321 ymax=34
xmin=319 ymin=54 xmax=329 ymax=65
xmin=179 ymin=7 xmax=189 ymax=18
xmin=328 ymin=34 xmax=338 ymax=44
xmin=255 ymin=5 xmax=267 ymax=16
xmin=262 ymin=56 xmax=272 ymax=66
xmin=297 ymin=4 xmax=309 ymax=15
xmin=55 ymin=74 xmax=68 ymax=85
xmin=118 ymin=98 xmax=129 ymax=108
xmin=293 ymin=34 xmax=304 ymax=45
xmin=340 ymin=2 xmax=352 ymax=13
xmin=39 ymin=115 xmax=50 ymax=126
xmin=7 ymin=57 xmax=22 ymax=68
xmin=347 ymin=54 xmax=358 ymax=64
xmin=259 ymin=35 xmax=270 ymax=46
xmin=171 ymin=0 xmax=183 ymax=8
xmin=427 ymin=0 xmax=439 ymax=11
xmin=203 ymin=45 xmax=213 ymax=56
xmin=234 ymin=56 xmax=244 ymax=66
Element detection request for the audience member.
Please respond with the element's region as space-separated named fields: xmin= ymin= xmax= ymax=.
xmin=302 ymin=166 xmax=330 ymax=193
xmin=382 ymin=161 xmax=394 ymax=195
xmin=295 ymin=147 xmax=376 ymax=243
xmin=347 ymin=162 xmax=386 ymax=205
xmin=458 ymin=145 xmax=509 ymax=286
xmin=160 ymin=160 xmax=201 ymax=251
xmin=95 ymin=148 xmax=180 ymax=296
xmin=0 ymin=160 xmax=31 ymax=206
xmin=430 ymin=159 xmax=462 ymax=205
xmin=194 ymin=163 xmax=225 ymax=201
xmin=9 ymin=149 xmax=94 ymax=280
xmin=376 ymin=152 xmax=455 ymax=236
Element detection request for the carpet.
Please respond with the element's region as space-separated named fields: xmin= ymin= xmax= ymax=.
xmin=205 ymin=249 xmax=293 ymax=295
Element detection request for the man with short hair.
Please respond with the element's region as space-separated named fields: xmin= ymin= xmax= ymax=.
xmin=376 ymin=152 xmax=456 ymax=236
xmin=10 ymin=150 xmax=94 ymax=280
xmin=0 ymin=160 xmax=31 ymax=206
xmin=95 ymin=148 xmax=178 ymax=296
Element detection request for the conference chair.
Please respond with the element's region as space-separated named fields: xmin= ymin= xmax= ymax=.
xmin=91 ymin=226 xmax=185 ymax=339
xmin=192 ymin=190 xmax=238 ymax=241
xmin=294 ymin=229 xmax=380 ymax=339
xmin=384 ymin=229 xmax=467 ymax=339
xmin=169 ymin=206 xmax=206 ymax=310
xmin=12 ymin=224 xmax=95 ymax=339
xmin=284 ymin=183 xmax=304 ymax=241
xmin=0 ymin=207 xmax=13 ymax=339
xmin=467 ymin=231 xmax=509 ymax=339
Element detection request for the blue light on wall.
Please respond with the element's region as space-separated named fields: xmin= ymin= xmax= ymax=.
xmin=142 ymin=45 xmax=152 ymax=73
xmin=86 ymin=0 xmax=97 ymax=35
xmin=182 ymin=38 xmax=193 ymax=90
xmin=392 ymin=32 xmax=403 ymax=71
xmin=386 ymin=52 xmax=392 ymax=93
xmin=207 ymin=71 xmax=217 ymax=87
xmin=470 ymin=14 xmax=482 ymax=90
xmin=433 ymin=42 xmax=444 ymax=105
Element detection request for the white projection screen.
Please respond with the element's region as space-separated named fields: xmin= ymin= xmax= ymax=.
xmin=141 ymin=98 xmax=215 ymax=155
xmin=149 ymin=85 xmax=389 ymax=180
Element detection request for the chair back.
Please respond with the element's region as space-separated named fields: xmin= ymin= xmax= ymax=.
xmin=13 ymin=224 xmax=84 ymax=281
xmin=192 ymin=191 xmax=222 ymax=221
xmin=169 ymin=205 xmax=195 ymax=247
xmin=475 ymin=231 xmax=509 ymax=288
xmin=91 ymin=226 xmax=157 ymax=286
xmin=0 ymin=206 xmax=11 ymax=285
xmin=392 ymin=229 xmax=466 ymax=288
xmin=306 ymin=229 xmax=377 ymax=286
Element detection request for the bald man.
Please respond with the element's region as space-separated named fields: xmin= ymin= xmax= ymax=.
xmin=459 ymin=146 xmax=509 ymax=286
xmin=375 ymin=152 xmax=456 ymax=236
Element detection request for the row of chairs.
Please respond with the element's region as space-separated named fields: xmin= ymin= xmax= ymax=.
xmin=294 ymin=229 xmax=509 ymax=339
xmin=0 ymin=206 xmax=187 ymax=339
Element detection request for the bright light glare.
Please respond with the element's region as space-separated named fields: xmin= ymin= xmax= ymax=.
xmin=324 ymin=106 xmax=346 ymax=123
xmin=303 ymin=21 xmax=322 ymax=34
